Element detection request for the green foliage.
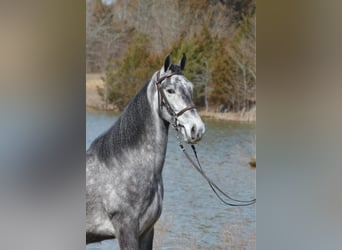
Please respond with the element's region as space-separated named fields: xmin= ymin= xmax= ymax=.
xmin=93 ymin=1 xmax=256 ymax=112
xmin=104 ymin=32 xmax=162 ymax=111
xmin=167 ymin=26 xmax=215 ymax=106
xmin=168 ymin=19 xmax=255 ymax=111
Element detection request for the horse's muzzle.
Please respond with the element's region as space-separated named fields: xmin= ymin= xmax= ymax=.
xmin=190 ymin=124 xmax=205 ymax=143
xmin=182 ymin=121 xmax=205 ymax=144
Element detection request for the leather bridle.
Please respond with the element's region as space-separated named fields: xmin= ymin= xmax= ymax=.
xmin=155 ymin=71 xmax=197 ymax=128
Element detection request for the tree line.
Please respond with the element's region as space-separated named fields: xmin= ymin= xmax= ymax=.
xmin=87 ymin=0 xmax=255 ymax=112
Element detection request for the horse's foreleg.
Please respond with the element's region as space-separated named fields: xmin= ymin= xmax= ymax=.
xmin=139 ymin=228 xmax=154 ymax=250
xmin=114 ymin=220 xmax=139 ymax=250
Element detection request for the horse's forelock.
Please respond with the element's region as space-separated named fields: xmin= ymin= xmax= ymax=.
xmin=169 ymin=64 xmax=183 ymax=74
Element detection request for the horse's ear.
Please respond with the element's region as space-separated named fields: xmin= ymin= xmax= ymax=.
xmin=179 ymin=53 xmax=186 ymax=71
xmin=163 ymin=54 xmax=172 ymax=72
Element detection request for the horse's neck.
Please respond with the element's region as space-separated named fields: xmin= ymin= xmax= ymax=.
xmin=121 ymin=80 xmax=168 ymax=146
xmin=89 ymin=77 xmax=169 ymax=171
xmin=113 ymin=80 xmax=169 ymax=173
xmin=115 ymin=80 xmax=169 ymax=161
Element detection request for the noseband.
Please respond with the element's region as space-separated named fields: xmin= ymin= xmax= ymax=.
xmin=155 ymin=71 xmax=197 ymax=127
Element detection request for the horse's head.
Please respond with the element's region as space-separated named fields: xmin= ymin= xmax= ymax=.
xmin=154 ymin=54 xmax=205 ymax=144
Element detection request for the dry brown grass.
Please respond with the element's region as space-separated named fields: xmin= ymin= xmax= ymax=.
xmin=86 ymin=73 xmax=106 ymax=110
xmin=199 ymin=109 xmax=256 ymax=122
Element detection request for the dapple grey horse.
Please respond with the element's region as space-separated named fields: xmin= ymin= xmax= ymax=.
xmin=86 ymin=54 xmax=205 ymax=249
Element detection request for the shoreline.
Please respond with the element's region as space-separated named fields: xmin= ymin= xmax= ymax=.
xmin=86 ymin=73 xmax=256 ymax=123
xmin=199 ymin=109 xmax=256 ymax=123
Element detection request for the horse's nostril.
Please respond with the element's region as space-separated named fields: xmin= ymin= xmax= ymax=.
xmin=188 ymin=124 xmax=204 ymax=142
xmin=191 ymin=125 xmax=196 ymax=138
xmin=197 ymin=126 xmax=205 ymax=139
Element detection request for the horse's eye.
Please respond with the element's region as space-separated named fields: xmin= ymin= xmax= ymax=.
xmin=166 ymin=89 xmax=175 ymax=94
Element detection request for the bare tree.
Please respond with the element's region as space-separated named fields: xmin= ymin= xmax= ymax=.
xmin=227 ymin=15 xmax=256 ymax=111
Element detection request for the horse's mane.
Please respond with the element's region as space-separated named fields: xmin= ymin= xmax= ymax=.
xmin=88 ymin=79 xmax=155 ymax=163
xmin=88 ymin=65 xmax=182 ymax=163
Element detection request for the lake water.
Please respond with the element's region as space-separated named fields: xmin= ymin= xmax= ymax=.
xmin=86 ymin=111 xmax=256 ymax=250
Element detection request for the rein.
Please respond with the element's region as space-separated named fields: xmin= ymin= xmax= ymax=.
xmin=155 ymin=71 xmax=256 ymax=207
xmin=175 ymin=128 xmax=256 ymax=207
